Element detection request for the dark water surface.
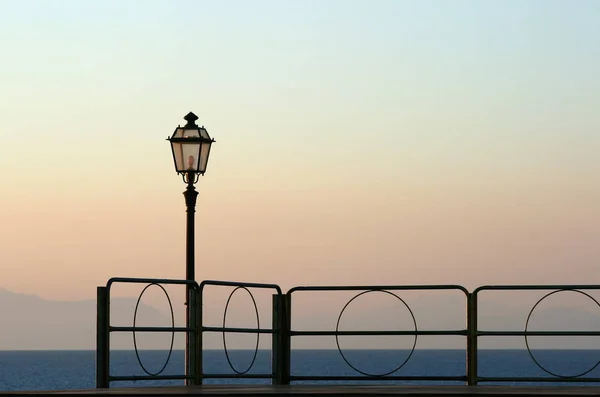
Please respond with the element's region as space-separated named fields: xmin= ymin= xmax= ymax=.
xmin=1 ymin=350 xmax=600 ymax=391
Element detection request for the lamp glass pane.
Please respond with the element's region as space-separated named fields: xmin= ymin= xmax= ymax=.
xmin=199 ymin=141 xmax=212 ymax=173
xmin=171 ymin=140 xmax=184 ymax=171
xmin=180 ymin=142 xmax=201 ymax=172
xmin=183 ymin=128 xmax=200 ymax=138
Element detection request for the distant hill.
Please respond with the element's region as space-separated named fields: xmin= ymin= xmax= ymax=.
xmin=0 ymin=288 xmax=176 ymax=350
xmin=1 ymin=288 xmax=600 ymax=350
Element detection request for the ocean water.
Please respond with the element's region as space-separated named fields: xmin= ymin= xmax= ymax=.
xmin=1 ymin=350 xmax=600 ymax=391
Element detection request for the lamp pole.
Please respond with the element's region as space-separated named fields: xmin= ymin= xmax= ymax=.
xmin=167 ymin=112 xmax=215 ymax=385
xmin=184 ymin=173 xmax=198 ymax=385
xmin=184 ymin=174 xmax=198 ymax=284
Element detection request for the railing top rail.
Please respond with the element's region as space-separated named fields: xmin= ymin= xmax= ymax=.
xmin=106 ymin=277 xmax=199 ymax=290
xmin=199 ymin=279 xmax=283 ymax=294
xmin=287 ymin=284 xmax=469 ymax=295
xmin=473 ymin=285 xmax=600 ymax=294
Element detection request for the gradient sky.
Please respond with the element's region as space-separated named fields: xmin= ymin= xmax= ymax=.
xmin=0 ymin=0 xmax=598 ymax=302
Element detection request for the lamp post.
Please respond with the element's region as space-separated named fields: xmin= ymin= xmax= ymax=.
xmin=167 ymin=111 xmax=215 ymax=384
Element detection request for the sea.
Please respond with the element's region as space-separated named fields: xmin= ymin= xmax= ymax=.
xmin=1 ymin=350 xmax=600 ymax=391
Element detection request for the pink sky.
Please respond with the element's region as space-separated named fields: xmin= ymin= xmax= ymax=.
xmin=0 ymin=1 xmax=598 ymax=302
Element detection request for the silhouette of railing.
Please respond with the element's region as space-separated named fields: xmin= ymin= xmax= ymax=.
xmin=284 ymin=285 xmax=470 ymax=384
xmin=96 ymin=277 xmax=200 ymax=387
xmin=96 ymin=279 xmax=600 ymax=388
xmin=198 ymin=280 xmax=283 ymax=383
xmin=473 ymin=285 xmax=600 ymax=384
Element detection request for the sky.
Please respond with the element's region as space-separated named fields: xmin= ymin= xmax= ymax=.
xmin=0 ymin=0 xmax=599 ymax=305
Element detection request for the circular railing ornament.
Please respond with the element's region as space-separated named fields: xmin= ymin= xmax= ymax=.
xmin=525 ymin=289 xmax=600 ymax=378
xmin=132 ymin=283 xmax=175 ymax=377
xmin=335 ymin=289 xmax=418 ymax=377
xmin=222 ymin=286 xmax=260 ymax=375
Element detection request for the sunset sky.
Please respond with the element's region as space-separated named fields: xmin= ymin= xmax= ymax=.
xmin=0 ymin=0 xmax=598 ymax=302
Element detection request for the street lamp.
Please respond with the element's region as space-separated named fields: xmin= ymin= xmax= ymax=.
xmin=167 ymin=111 xmax=215 ymax=383
xmin=168 ymin=111 xmax=215 ymax=281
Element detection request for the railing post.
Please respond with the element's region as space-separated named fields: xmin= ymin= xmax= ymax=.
xmin=283 ymin=294 xmax=291 ymax=384
xmin=96 ymin=286 xmax=110 ymax=389
xmin=188 ymin=286 xmax=201 ymax=385
xmin=466 ymin=292 xmax=478 ymax=385
xmin=195 ymin=284 xmax=203 ymax=385
xmin=272 ymin=294 xmax=291 ymax=385
xmin=272 ymin=294 xmax=281 ymax=384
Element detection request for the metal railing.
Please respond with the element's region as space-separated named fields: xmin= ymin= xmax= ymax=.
xmin=96 ymin=277 xmax=201 ymax=387
xmin=198 ymin=280 xmax=283 ymax=383
xmin=286 ymin=285 xmax=470 ymax=384
xmin=96 ymin=280 xmax=600 ymax=388
xmin=473 ymin=285 xmax=600 ymax=384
